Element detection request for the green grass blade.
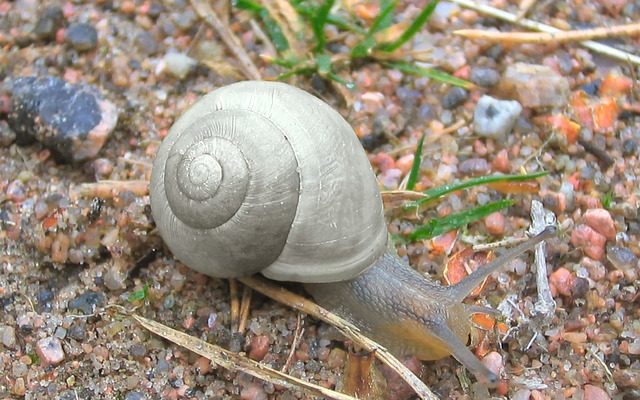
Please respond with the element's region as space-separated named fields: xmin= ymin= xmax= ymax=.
xmin=351 ymin=36 xmax=377 ymax=58
xmin=369 ymin=0 xmax=396 ymax=34
xmin=315 ymin=53 xmax=332 ymax=74
xmin=408 ymin=199 xmax=514 ymax=241
xmin=406 ymin=132 xmax=426 ymax=191
xmin=259 ymin=9 xmax=290 ymax=52
xmin=327 ymin=72 xmax=355 ymax=89
xmin=234 ymin=0 xmax=289 ymax=52
xmin=351 ymin=0 xmax=397 ymax=58
xmin=386 ymin=61 xmax=474 ymax=89
xmin=377 ymin=0 xmax=439 ymax=52
xmin=405 ymin=171 xmax=548 ymax=210
xmin=234 ymin=0 xmax=262 ymax=12
xmin=294 ymin=4 xmax=366 ymax=33
xmin=312 ymin=0 xmax=336 ymax=52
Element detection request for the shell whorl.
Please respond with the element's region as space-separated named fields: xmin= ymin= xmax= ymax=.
xmin=151 ymin=81 xmax=388 ymax=283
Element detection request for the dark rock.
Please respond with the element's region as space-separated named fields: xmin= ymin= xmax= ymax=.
xmin=360 ymin=134 xmax=387 ymax=152
xmin=442 ymin=87 xmax=468 ymax=109
xmin=8 ymin=76 xmax=117 ymax=163
xmin=33 ymin=6 xmax=65 ymax=41
xmin=135 ymin=31 xmax=159 ymax=55
xmin=68 ymin=291 xmax=105 ymax=314
xmin=581 ymin=79 xmax=601 ymax=96
xmin=147 ymin=3 xmax=165 ymax=18
xmin=470 ymin=67 xmax=500 ymax=87
xmin=68 ymin=323 xmax=86 ymax=341
xmin=571 ymin=277 xmax=589 ymax=298
xmin=37 ymin=289 xmax=54 ymax=312
xmin=622 ymin=139 xmax=638 ymax=156
xmin=65 ymin=23 xmax=98 ymax=52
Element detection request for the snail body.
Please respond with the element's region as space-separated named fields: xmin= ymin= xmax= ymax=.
xmin=150 ymin=81 xmax=554 ymax=386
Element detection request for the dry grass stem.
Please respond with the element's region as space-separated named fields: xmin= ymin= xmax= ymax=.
xmin=517 ymin=0 xmax=537 ymax=19
xmin=237 ymin=285 xmax=252 ymax=333
xmin=282 ymin=313 xmax=304 ymax=373
xmin=249 ymin=19 xmax=278 ymax=57
xmin=229 ymin=278 xmax=240 ymax=332
xmin=133 ymin=315 xmax=359 ymax=400
xmin=449 ymin=0 xmax=640 ymax=65
xmin=454 ymin=22 xmax=640 ymax=43
xmin=238 ymin=276 xmax=440 ymax=400
xmin=76 ymin=180 xmax=149 ymax=199
xmin=190 ymin=0 xmax=262 ymax=79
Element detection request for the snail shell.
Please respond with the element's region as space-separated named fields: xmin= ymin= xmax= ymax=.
xmin=150 ymin=81 xmax=387 ymax=283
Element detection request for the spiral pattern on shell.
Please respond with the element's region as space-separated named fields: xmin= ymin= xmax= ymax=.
xmin=151 ymin=81 xmax=387 ymax=282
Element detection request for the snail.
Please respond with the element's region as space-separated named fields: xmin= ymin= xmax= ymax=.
xmin=150 ymin=81 xmax=555 ymax=386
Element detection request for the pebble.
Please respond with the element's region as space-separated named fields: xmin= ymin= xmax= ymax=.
xmin=459 ymin=157 xmax=489 ymax=176
xmin=442 ymin=87 xmax=468 ymax=109
xmin=104 ymin=265 xmax=127 ymax=291
xmin=499 ymin=63 xmax=570 ymax=108
xmin=240 ymin=382 xmax=267 ymax=400
xmin=33 ymin=6 xmax=65 ymax=41
xmin=492 ymin=149 xmax=510 ymax=173
xmin=8 ymin=76 xmax=118 ymax=163
xmin=473 ymin=95 xmax=522 ymax=139
xmin=68 ymin=291 xmax=105 ymax=314
xmin=380 ymin=356 xmax=423 ymax=400
xmin=549 ymin=267 xmax=574 ymax=297
xmin=160 ymin=52 xmax=197 ymax=80
xmin=135 ymin=31 xmax=159 ymax=55
xmin=470 ymin=67 xmax=500 ymax=87
xmin=584 ymin=384 xmax=610 ymax=400
xmin=379 ymin=168 xmax=402 ymax=189
xmin=0 ymin=325 xmax=17 ymax=348
xmin=36 ymin=337 xmax=65 ymax=365
xmin=622 ymin=139 xmax=638 ymax=156
xmin=481 ymin=351 xmax=503 ymax=377
xmin=0 ymin=120 xmax=16 ymax=147
xmin=607 ymin=246 xmax=638 ymax=280
xmin=68 ymin=323 xmax=86 ymax=341
xmin=248 ymin=335 xmax=269 ymax=361
xmin=6 ymin=180 xmax=26 ymax=202
xmin=51 ymin=233 xmax=70 ymax=263
xmin=124 ymin=391 xmax=145 ymax=400
xmin=583 ymin=208 xmax=616 ymax=240
xmin=65 ymin=22 xmax=98 ymax=52
xmin=484 ymin=212 xmax=505 ymax=235
xmin=571 ymin=224 xmax=607 ymax=261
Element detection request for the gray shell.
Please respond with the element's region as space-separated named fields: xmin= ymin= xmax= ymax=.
xmin=150 ymin=81 xmax=387 ymax=283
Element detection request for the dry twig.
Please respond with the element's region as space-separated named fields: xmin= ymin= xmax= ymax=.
xmin=237 ymin=285 xmax=252 ymax=333
xmin=454 ymin=23 xmax=640 ymax=44
xmin=134 ymin=315 xmax=358 ymax=400
xmin=528 ymin=200 xmax=556 ymax=320
xmin=229 ymin=279 xmax=240 ymax=332
xmin=75 ymin=180 xmax=149 ymax=199
xmin=282 ymin=313 xmax=304 ymax=373
xmin=238 ymin=276 xmax=440 ymax=400
xmin=449 ymin=0 xmax=640 ymax=65
xmin=190 ymin=0 xmax=262 ymax=79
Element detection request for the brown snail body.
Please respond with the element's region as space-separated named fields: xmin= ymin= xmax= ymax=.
xmin=150 ymin=81 xmax=555 ymax=385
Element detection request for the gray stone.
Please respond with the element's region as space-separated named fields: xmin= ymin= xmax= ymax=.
xmin=65 ymin=23 xmax=98 ymax=52
xmin=473 ymin=95 xmax=522 ymax=139
xmin=499 ymin=63 xmax=570 ymax=108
